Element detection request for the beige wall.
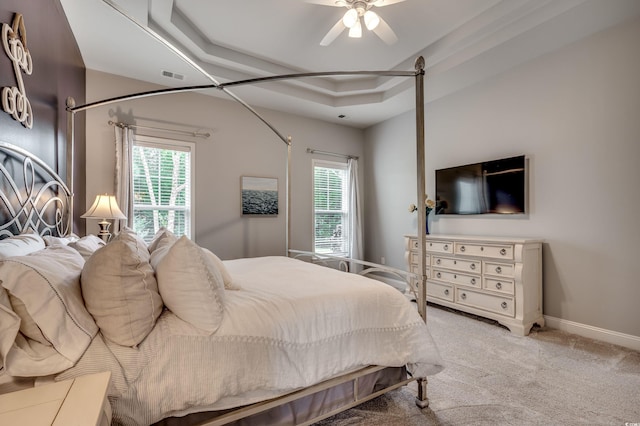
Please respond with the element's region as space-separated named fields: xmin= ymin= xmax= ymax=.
xmin=84 ymin=71 xmax=364 ymax=259
xmin=364 ymin=16 xmax=640 ymax=340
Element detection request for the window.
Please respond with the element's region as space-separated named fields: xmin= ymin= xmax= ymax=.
xmin=313 ymin=160 xmax=350 ymax=256
xmin=132 ymin=136 xmax=194 ymax=243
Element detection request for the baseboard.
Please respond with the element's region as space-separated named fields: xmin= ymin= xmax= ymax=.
xmin=544 ymin=315 xmax=640 ymax=352
xmin=365 ymin=274 xmax=640 ymax=352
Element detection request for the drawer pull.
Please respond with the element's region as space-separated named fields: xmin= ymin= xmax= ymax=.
xmin=501 ymin=301 xmax=508 ymax=309
xmin=436 ymin=272 xmax=442 ymax=279
xmin=470 ymin=278 xmax=476 ymax=285
xmin=460 ymin=245 xmax=466 ymax=252
xmin=444 ymin=244 xmax=449 ymax=250
xmin=444 ymin=289 xmax=449 ymax=296
xmin=436 ymin=259 xmax=441 ymax=265
xmin=495 ymin=266 xmax=502 ymax=274
xmin=460 ymin=293 xmax=467 ymax=300
xmin=495 ymin=282 xmax=502 ymax=290
xmin=481 ymin=246 xmax=484 ymax=251
xmin=454 ymin=260 xmax=457 ymax=264
xmin=500 ymin=248 xmax=507 ymax=256
xmin=470 ymin=263 xmax=476 ymax=270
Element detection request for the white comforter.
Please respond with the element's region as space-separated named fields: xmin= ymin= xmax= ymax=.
xmin=57 ymin=256 xmax=443 ymax=425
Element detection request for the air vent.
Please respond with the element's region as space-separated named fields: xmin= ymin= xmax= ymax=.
xmin=161 ymin=70 xmax=185 ymax=81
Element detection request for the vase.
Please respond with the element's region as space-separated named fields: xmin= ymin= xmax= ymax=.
xmin=425 ymin=214 xmax=430 ymax=235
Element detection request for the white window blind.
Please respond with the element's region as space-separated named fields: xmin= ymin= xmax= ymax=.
xmin=313 ymin=160 xmax=349 ymax=256
xmin=132 ymin=136 xmax=194 ymax=243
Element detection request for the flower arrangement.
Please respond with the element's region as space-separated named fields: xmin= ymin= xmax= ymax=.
xmin=409 ymin=195 xmax=436 ymax=234
xmin=408 ymin=195 xmax=436 ymax=215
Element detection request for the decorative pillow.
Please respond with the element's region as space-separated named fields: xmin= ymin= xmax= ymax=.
xmin=149 ymin=231 xmax=178 ymax=270
xmin=147 ymin=227 xmax=176 ymax=253
xmin=0 ymin=245 xmax=98 ymax=376
xmin=156 ymin=236 xmax=225 ymax=333
xmin=120 ymin=227 xmax=149 ymax=250
xmin=0 ymin=233 xmax=45 ymax=259
xmin=42 ymin=234 xmax=79 ymax=247
xmin=201 ymin=248 xmax=241 ymax=290
xmin=81 ymin=229 xmax=163 ymax=347
xmin=68 ymin=235 xmax=106 ymax=261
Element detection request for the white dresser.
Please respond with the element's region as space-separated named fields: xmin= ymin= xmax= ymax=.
xmin=405 ymin=234 xmax=544 ymax=336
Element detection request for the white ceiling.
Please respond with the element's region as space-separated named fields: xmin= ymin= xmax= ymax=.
xmin=60 ymin=0 xmax=640 ymax=128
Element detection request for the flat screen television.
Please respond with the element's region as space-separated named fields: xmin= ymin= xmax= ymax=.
xmin=435 ymin=155 xmax=526 ymax=215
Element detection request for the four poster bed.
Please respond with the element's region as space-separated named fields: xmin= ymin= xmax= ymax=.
xmin=0 ymin=4 xmax=439 ymax=425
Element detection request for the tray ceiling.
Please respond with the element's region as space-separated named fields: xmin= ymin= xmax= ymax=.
xmin=60 ymin=0 xmax=640 ymax=127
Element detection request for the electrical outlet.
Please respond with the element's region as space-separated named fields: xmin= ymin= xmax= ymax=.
xmin=381 ymin=257 xmax=386 ymax=265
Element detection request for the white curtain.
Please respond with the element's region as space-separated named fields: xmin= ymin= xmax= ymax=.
xmin=114 ymin=125 xmax=134 ymax=233
xmin=348 ymin=158 xmax=363 ymax=271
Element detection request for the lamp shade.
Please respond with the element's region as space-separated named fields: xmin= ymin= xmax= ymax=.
xmin=81 ymin=194 xmax=127 ymax=220
xmin=342 ymin=9 xmax=358 ymax=28
xmin=364 ymin=10 xmax=379 ymax=30
xmin=348 ymin=19 xmax=362 ymax=38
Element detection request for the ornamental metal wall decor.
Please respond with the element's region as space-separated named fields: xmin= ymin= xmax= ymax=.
xmin=2 ymin=13 xmax=33 ymax=129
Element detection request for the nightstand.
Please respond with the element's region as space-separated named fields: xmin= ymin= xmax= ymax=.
xmin=0 ymin=371 xmax=111 ymax=425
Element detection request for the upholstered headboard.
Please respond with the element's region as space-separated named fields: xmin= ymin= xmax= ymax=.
xmin=0 ymin=141 xmax=71 ymax=238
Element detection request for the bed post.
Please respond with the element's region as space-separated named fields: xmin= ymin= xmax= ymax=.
xmin=414 ymin=56 xmax=427 ymax=323
xmin=414 ymin=56 xmax=430 ymax=410
xmin=66 ymin=97 xmax=75 ymax=236
xmin=286 ymin=136 xmax=292 ymax=256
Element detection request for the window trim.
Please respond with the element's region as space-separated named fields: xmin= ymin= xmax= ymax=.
xmin=132 ymin=135 xmax=196 ymax=239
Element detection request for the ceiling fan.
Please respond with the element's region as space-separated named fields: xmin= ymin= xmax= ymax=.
xmin=306 ymin=0 xmax=406 ymax=46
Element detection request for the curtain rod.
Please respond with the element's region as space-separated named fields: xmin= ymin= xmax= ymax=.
xmin=108 ymin=120 xmax=210 ymax=139
xmin=306 ymin=148 xmax=358 ymax=160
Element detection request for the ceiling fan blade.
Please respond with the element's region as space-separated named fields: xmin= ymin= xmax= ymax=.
xmin=372 ymin=0 xmax=406 ymax=7
xmin=372 ymin=16 xmax=398 ymax=45
xmin=320 ymin=18 xmax=346 ymax=46
xmin=304 ymin=0 xmax=346 ymax=6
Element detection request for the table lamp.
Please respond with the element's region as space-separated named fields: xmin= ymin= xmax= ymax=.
xmin=81 ymin=194 xmax=127 ymax=242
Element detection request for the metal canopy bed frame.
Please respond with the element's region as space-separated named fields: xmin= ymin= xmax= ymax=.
xmin=39 ymin=1 xmax=431 ymax=424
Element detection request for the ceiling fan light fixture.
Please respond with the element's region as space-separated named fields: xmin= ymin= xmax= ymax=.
xmin=348 ymin=18 xmax=362 ymax=38
xmin=342 ymin=9 xmax=358 ymax=28
xmin=364 ymin=10 xmax=380 ymax=30
xmin=349 ymin=19 xmax=362 ymax=38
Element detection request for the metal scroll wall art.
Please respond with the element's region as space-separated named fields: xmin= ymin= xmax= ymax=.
xmin=2 ymin=13 xmax=33 ymax=129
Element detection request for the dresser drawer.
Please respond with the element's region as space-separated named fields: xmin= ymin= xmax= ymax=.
xmin=432 ymin=256 xmax=480 ymax=274
xmin=410 ymin=263 xmax=430 ymax=277
xmin=426 ymin=240 xmax=454 ymax=254
xmin=427 ymin=280 xmax=454 ymax=301
xmin=483 ymin=277 xmax=515 ymax=295
xmin=455 ymin=242 xmax=514 ymax=260
xmin=456 ymin=288 xmax=515 ymax=317
xmin=483 ymin=261 xmax=515 ymax=278
xmin=405 ymin=251 xmax=429 ymax=270
xmin=433 ymin=269 xmax=481 ymax=289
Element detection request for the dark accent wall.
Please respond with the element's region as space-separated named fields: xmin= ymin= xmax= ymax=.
xmin=0 ymin=0 xmax=85 ymax=234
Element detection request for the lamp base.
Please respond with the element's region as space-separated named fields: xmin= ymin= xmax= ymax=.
xmin=97 ymin=220 xmax=112 ymax=242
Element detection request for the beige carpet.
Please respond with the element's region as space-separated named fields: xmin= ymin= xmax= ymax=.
xmin=315 ymin=304 xmax=640 ymax=425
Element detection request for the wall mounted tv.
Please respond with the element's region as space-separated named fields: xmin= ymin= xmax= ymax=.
xmin=435 ymin=155 xmax=527 ymax=215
